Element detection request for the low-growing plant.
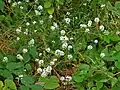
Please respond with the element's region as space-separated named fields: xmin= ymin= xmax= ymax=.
xmin=0 ymin=0 xmax=120 ymax=90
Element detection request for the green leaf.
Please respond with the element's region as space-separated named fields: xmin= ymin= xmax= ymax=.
xmin=25 ymin=64 xmax=32 ymax=71
xmin=23 ymin=53 xmax=30 ymax=63
xmin=88 ymin=81 xmax=93 ymax=89
xmin=80 ymin=64 xmax=89 ymax=71
xmin=44 ymin=82 xmax=59 ymax=89
xmin=49 ymin=76 xmax=59 ymax=83
xmin=111 ymin=78 xmax=118 ymax=87
xmin=47 ymin=7 xmax=54 ymax=14
xmin=0 ymin=81 xmax=3 ymax=90
xmin=72 ymin=75 xmax=84 ymax=83
xmin=20 ymin=85 xmax=29 ymax=90
xmin=113 ymin=52 xmax=120 ymax=61
xmin=115 ymin=1 xmax=120 ymax=8
xmin=29 ymin=46 xmax=38 ymax=59
xmin=56 ymin=0 xmax=64 ymax=5
xmin=4 ymin=79 xmax=17 ymax=90
xmin=21 ymin=76 xmax=35 ymax=85
xmin=30 ymin=84 xmax=43 ymax=90
xmin=6 ymin=62 xmax=24 ymax=71
xmin=2 ymin=70 xmax=13 ymax=79
xmin=115 ymin=61 xmax=120 ymax=69
xmin=39 ymin=76 xmax=49 ymax=83
xmin=44 ymin=1 xmax=52 ymax=8
xmin=96 ymin=82 xmax=103 ymax=89
xmin=0 ymin=0 xmax=4 ymax=11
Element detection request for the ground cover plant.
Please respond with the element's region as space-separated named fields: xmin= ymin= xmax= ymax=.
xmin=0 ymin=0 xmax=120 ymax=90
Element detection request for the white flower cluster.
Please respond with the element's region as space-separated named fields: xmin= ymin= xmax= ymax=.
xmin=60 ymin=76 xmax=72 ymax=82
xmin=50 ymin=22 xmax=58 ymax=31
xmin=36 ymin=58 xmax=58 ymax=77
xmin=16 ymin=54 xmax=24 ymax=60
xmin=16 ymin=27 xmax=21 ymax=34
xmin=34 ymin=5 xmax=43 ymax=16
xmin=28 ymin=39 xmax=35 ymax=46
xmin=55 ymin=49 xmax=65 ymax=56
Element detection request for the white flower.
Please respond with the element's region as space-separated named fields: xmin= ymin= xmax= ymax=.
xmin=68 ymin=45 xmax=72 ymax=50
xmin=41 ymin=71 xmax=48 ymax=77
xmin=17 ymin=54 xmax=23 ymax=60
xmin=49 ymin=15 xmax=53 ymax=19
xmin=32 ymin=21 xmax=37 ymax=25
xmin=3 ymin=57 xmax=8 ymax=63
xmin=59 ymin=51 xmax=65 ymax=56
xmin=68 ymin=54 xmax=73 ymax=60
xmin=20 ymin=6 xmax=23 ymax=9
xmin=18 ymin=1 xmax=21 ymax=4
xmin=100 ymin=53 xmax=105 ymax=58
xmin=50 ymin=61 xmax=55 ymax=66
xmin=25 ymin=0 xmax=29 ymax=2
xmin=35 ymin=10 xmax=41 ymax=15
xmin=52 ymin=40 xmax=55 ymax=43
xmin=53 ymin=58 xmax=57 ymax=62
xmin=94 ymin=17 xmax=100 ymax=23
xmin=50 ymin=26 xmax=55 ymax=31
xmin=60 ymin=36 xmax=69 ymax=42
xmin=62 ymin=42 xmax=68 ymax=49
xmin=46 ymin=48 xmax=50 ymax=52
xmin=34 ymin=30 xmax=37 ymax=32
xmin=101 ymin=4 xmax=105 ymax=8
xmin=87 ymin=20 xmax=92 ymax=27
xmin=116 ymin=31 xmax=120 ymax=35
xmin=17 ymin=37 xmax=20 ymax=41
xmin=19 ymin=75 xmax=23 ymax=78
xmin=80 ymin=24 xmax=87 ymax=28
xmin=87 ymin=45 xmax=93 ymax=50
xmin=104 ymin=30 xmax=109 ymax=35
xmin=94 ymin=40 xmax=98 ymax=44
xmin=37 ymin=5 xmax=43 ymax=10
xmin=75 ymin=17 xmax=78 ymax=19
xmin=39 ymin=53 xmax=42 ymax=56
xmin=8 ymin=0 xmax=11 ymax=3
xmin=66 ymin=12 xmax=70 ymax=15
xmin=70 ymin=37 xmax=74 ymax=40
xmin=37 ymin=68 xmax=42 ymax=73
xmin=16 ymin=28 xmax=21 ymax=34
xmin=60 ymin=30 xmax=66 ymax=35
xmin=46 ymin=66 xmax=52 ymax=73
xmin=85 ymin=28 xmax=90 ymax=32
xmin=38 ymin=60 xmax=44 ymax=65
xmin=28 ymin=39 xmax=35 ymax=45
xmin=26 ymin=22 xmax=30 ymax=26
xmin=39 ymin=20 xmax=43 ymax=24
xmin=99 ymin=25 xmax=105 ymax=31
xmin=65 ymin=18 xmax=70 ymax=24
xmin=24 ymin=29 xmax=28 ymax=35
xmin=35 ymin=59 xmax=39 ymax=62
xmin=55 ymin=49 xmax=64 ymax=56
xmin=53 ymin=22 xmax=58 ymax=28
xmin=12 ymin=2 xmax=17 ymax=7
xmin=22 ymin=48 xmax=28 ymax=53
xmin=60 ymin=76 xmax=65 ymax=81
xmin=65 ymin=76 xmax=72 ymax=81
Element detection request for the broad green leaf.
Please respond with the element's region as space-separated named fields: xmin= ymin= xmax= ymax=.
xmin=2 ymin=70 xmax=13 ymax=79
xmin=29 ymin=46 xmax=38 ymax=59
xmin=30 ymin=84 xmax=43 ymax=90
xmin=88 ymin=81 xmax=93 ymax=89
xmin=49 ymin=76 xmax=59 ymax=83
xmin=44 ymin=82 xmax=59 ymax=89
xmin=44 ymin=1 xmax=52 ymax=8
xmin=39 ymin=76 xmax=49 ymax=83
xmin=25 ymin=64 xmax=31 ymax=71
xmin=80 ymin=64 xmax=89 ymax=71
xmin=21 ymin=76 xmax=35 ymax=85
xmin=72 ymin=75 xmax=84 ymax=83
xmin=115 ymin=1 xmax=120 ymax=8
xmin=47 ymin=7 xmax=54 ymax=14
xmin=4 ymin=79 xmax=17 ymax=90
